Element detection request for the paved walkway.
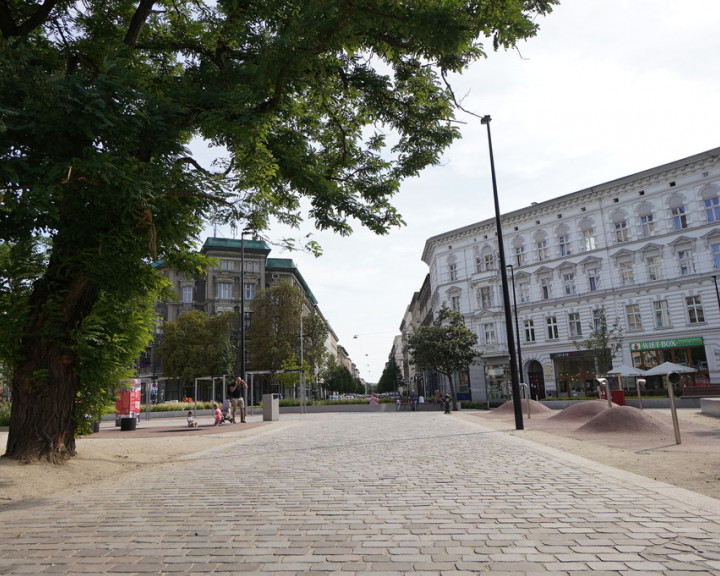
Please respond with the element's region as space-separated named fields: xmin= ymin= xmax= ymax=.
xmin=2 ymin=411 xmax=720 ymax=575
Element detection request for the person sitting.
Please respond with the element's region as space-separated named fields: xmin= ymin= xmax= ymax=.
xmin=186 ymin=411 xmax=198 ymax=428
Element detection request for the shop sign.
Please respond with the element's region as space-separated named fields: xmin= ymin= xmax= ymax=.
xmin=629 ymin=337 xmax=704 ymax=351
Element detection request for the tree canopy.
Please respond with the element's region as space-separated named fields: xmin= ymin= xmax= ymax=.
xmin=156 ymin=309 xmax=237 ymax=388
xmin=407 ymin=304 xmax=479 ymax=410
xmin=377 ymin=356 xmax=403 ymax=394
xmin=0 ymin=0 xmax=555 ymax=461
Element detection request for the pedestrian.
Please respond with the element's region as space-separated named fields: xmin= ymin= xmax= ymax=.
xmin=212 ymin=402 xmax=223 ymax=426
xmin=229 ymin=376 xmax=248 ymax=423
xmin=410 ymin=391 xmax=418 ymax=411
xmin=369 ymin=393 xmax=378 ymax=405
xmin=186 ymin=411 xmax=198 ymax=428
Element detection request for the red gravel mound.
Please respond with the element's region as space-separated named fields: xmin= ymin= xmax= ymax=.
xmin=549 ymin=400 xmax=611 ymax=422
xmin=488 ymin=399 xmax=552 ymax=417
xmin=575 ymin=405 xmax=671 ymax=434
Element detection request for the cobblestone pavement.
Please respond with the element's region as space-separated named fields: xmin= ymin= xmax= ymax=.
xmin=2 ymin=411 xmax=720 ymax=575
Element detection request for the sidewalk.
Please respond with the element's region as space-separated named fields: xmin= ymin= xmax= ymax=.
xmin=1 ymin=411 xmax=719 ymax=575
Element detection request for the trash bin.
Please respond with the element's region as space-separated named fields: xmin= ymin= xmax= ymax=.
xmin=120 ymin=417 xmax=137 ymax=431
xmin=610 ymin=390 xmax=626 ymax=406
xmin=263 ymin=393 xmax=280 ymax=421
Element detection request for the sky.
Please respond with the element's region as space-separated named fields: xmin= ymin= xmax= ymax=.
xmin=203 ymin=0 xmax=720 ymax=384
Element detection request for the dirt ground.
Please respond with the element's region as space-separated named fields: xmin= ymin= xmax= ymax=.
xmin=464 ymin=400 xmax=720 ymax=501
xmin=1 ymin=403 xmax=719 ymax=508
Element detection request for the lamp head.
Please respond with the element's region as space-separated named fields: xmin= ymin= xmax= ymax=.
xmin=481 ymin=115 xmax=491 ymax=125
xmin=668 ymin=372 xmax=681 ymax=385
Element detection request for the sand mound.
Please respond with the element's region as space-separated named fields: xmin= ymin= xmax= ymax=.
xmin=575 ymin=405 xmax=671 ymax=434
xmin=488 ymin=399 xmax=552 ymax=417
xmin=549 ymin=400 xmax=611 ymax=422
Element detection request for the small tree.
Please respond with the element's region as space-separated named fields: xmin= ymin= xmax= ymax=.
xmin=407 ymin=305 xmax=479 ymax=410
xmin=572 ymin=308 xmax=624 ymax=375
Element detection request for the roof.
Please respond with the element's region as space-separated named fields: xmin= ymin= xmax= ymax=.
xmin=201 ymin=237 xmax=271 ymax=256
xmin=266 ymin=258 xmax=317 ymax=304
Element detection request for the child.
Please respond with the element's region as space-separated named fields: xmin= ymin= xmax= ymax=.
xmin=213 ymin=402 xmax=223 ymax=426
xmin=187 ymin=411 xmax=198 ymax=428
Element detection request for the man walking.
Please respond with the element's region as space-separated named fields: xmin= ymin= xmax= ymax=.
xmin=229 ymin=377 xmax=248 ymax=423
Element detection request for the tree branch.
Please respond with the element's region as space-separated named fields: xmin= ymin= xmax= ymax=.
xmin=0 ymin=0 xmax=57 ymax=39
xmin=124 ymin=0 xmax=156 ymax=48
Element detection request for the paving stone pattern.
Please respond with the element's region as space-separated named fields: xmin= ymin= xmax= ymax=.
xmin=2 ymin=411 xmax=720 ymax=575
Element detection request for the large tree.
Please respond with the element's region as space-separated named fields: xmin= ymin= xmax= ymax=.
xmin=407 ymin=304 xmax=479 ymax=410
xmin=246 ymin=280 xmax=327 ymax=376
xmin=156 ymin=309 xmax=237 ymax=389
xmin=377 ymin=356 xmax=403 ymax=394
xmin=0 ymin=0 xmax=555 ymax=461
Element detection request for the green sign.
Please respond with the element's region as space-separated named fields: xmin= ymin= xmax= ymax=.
xmin=630 ymin=337 xmax=704 ymax=351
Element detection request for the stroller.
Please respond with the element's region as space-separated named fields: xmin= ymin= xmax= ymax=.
xmin=220 ymin=399 xmax=233 ymax=424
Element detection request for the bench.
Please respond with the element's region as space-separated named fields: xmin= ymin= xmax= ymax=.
xmin=682 ymin=385 xmax=720 ymax=398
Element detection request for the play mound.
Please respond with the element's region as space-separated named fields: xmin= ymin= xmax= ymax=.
xmin=549 ymin=400 xmax=611 ymax=422
xmin=488 ymin=399 xmax=552 ymax=417
xmin=575 ymin=405 xmax=670 ymax=434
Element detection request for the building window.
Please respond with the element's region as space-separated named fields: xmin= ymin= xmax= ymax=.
xmin=654 ymin=300 xmax=670 ymax=328
xmin=619 ymin=262 xmax=634 ymax=285
xmin=484 ymin=253 xmax=495 ymax=271
xmin=514 ymin=246 xmax=525 ymax=266
xmin=672 ymin=206 xmax=687 ymax=230
xmin=524 ymin=319 xmax=535 ymax=343
xmin=559 ymin=234 xmax=572 ymax=256
xmin=449 ymin=263 xmax=457 ymax=281
xmin=479 ymin=286 xmax=493 ymax=308
xmin=706 ymin=196 xmax=720 ymax=223
xmin=518 ymin=282 xmax=530 ymax=303
xmin=588 ymin=269 xmax=601 ymax=292
xmin=217 ymin=282 xmax=232 ymax=300
xmin=244 ymin=260 xmax=260 ymax=273
xmin=484 ymin=323 xmax=496 ymax=345
xmin=686 ymin=296 xmax=704 ymax=323
xmin=546 ymin=316 xmax=559 ymax=340
xmin=451 ymin=295 xmax=460 ymax=311
xmin=182 ymin=286 xmax=193 ymax=303
xmin=640 ymin=213 xmax=654 ymax=238
xmin=614 ymin=220 xmax=628 ymax=243
xmin=540 ymin=278 xmax=552 ymax=300
xmin=713 ymin=243 xmax=720 ymax=270
xmin=626 ymin=304 xmax=643 ymax=331
xmin=568 ymin=312 xmax=582 ymax=337
xmin=678 ymin=249 xmax=695 ymax=276
xmin=562 ymin=273 xmax=576 ymax=295
xmin=220 ymin=259 xmax=234 ymax=271
xmin=244 ymin=282 xmax=256 ymax=300
xmin=582 ymin=228 xmax=595 ymax=251
xmin=646 ymin=256 xmax=663 ymax=281
xmin=593 ymin=309 xmax=602 ymax=331
xmin=537 ymin=240 xmax=548 ymax=262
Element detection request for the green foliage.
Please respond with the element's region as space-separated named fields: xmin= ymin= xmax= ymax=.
xmin=0 ymin=0 xmax=556 ymax=460
xmin=247 ymin=280 xmax=327 ymax=379
xmin=324 ymin=363 xmax=356 ymax=395
xmin=377 ymin=357 xmax=403 ymax=394
xmin=0 ymin=402 xmax=10 ymax=426
xmin=407 ymin=304 xmax=479 ymax=409
xmin=156 ymin=310 xmax=237 ymax=387
xmin=571 ymin=308 xmax=624 ymax=375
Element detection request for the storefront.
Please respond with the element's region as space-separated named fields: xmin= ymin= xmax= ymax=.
xmin=484 ymin=361 xmax=511 ymax=403
xmin=551 ymin=350 xmax=602 ymax=398
xmin=629 ymin=337 xmax=709 ymax=392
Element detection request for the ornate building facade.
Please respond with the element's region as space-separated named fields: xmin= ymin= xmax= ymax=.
xmin=420 ymin=147 xmax=720 ymax=403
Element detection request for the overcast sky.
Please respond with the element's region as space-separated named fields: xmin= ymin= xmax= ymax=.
xmin=205 ymin=0 xmax=720 ymax=384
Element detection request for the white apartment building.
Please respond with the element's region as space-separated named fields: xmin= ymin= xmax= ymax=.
xmin=421 ymin=147 xmax=720 ymax=404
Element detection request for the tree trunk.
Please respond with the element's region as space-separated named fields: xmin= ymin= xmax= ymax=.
xmin=3 ymin=271 xmax=98 ymax=463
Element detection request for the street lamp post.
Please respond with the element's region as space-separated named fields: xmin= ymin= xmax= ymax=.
xmin=506 ymin=264 xmax=523 ymax=386
xmin=481 ymin=115 xmax=523 ymax=430
xmin=240 ymin=230 xmax=249 ymax=383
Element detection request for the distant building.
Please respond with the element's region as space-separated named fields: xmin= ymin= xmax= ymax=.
xmin=418 ymin=147 xmax=720 ymax=403
xmin=137 ymin=237 xmax=344 ymax=402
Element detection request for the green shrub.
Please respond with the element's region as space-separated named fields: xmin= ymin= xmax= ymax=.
xmin=460 ymin=401 xmax=488 ymax=410
xmin=0 ymin=401 xmax=10 ymax=426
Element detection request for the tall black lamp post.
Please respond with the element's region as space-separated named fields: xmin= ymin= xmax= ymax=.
xmin=239 ymin=230 xmax=250 ymax=382
xmin=506 ymin=264 xmax=523 ymax=385
xmin=481 ymin=115 xmax=523 ymax=430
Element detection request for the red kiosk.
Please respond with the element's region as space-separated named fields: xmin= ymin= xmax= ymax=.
xmin=115 ymin=379 xmax=141 ymax=429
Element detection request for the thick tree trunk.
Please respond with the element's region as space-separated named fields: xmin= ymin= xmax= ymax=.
xmin=3 ymin=271 xmax=98 ymax=463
